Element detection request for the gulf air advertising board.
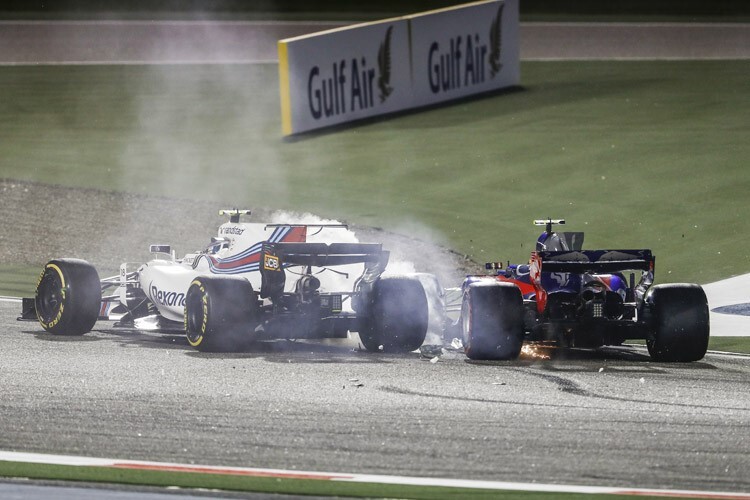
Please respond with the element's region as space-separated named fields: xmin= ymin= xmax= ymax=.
xmin=278 ymin=0 xmax=518 ymax=136
xmin=410 ymin=0 xmax=520 ymax=107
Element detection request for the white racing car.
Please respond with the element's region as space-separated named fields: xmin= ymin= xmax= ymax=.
xmin=24 ymin=210 xmax=432 ymax=352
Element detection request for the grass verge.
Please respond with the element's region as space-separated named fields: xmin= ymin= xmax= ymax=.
xmin=2 ymin=61 xmax=749 ymax=286
xmin=0 ymin=460 xmax=717 ymax=500
xmin=0 ymin=265 xmax=40 ymax=298
xmin=708 ymin=336 xmax=750 ymax=354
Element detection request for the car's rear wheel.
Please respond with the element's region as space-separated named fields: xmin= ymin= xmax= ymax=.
xmin=462 ymin=281 xmax=524 ymax=360
xmin=359 ymin=276 xmax=428 ymax=353
xmin=35 ymin=259 xmax=101 ymax=335
xmin=646 ymin=284 xmax=709 ymax=362
xmin=184 ymin=276 xmax=258 ymax=352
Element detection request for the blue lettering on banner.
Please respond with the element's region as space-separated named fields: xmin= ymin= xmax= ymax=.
xmin=428 ymin=34 xmax=487 ymax=94
xmin=350 ymin=57 xmax=375 ymax=112
xmin=464 ymin=34 xmax=487 ymax=86
xmin=308 ymin=66 xmax=321 ymax=119
xmin=307 ymin=58 xmax=377 ymax=120
xmin=308 ymin=61 xmax=347 ymax=120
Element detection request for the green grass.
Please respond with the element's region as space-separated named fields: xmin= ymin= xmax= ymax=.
xmin=0 ymin=460 xmax=719 ymax=500
xmin=708 ymin=336 xmax=750 ymax=354
xmin=2 ymin=60 xmax=749 ymax=286
xmin=0 ymin=265 xmax=40 ymax=297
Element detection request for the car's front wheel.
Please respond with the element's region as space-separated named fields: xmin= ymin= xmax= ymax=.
xmin=35 ymin=259 xmax=101 ymax=335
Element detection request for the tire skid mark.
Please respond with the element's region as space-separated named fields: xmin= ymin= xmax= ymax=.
xmin=380 ymin=384 xmax=578 ymax=409
xmin=519 ymin=368 xmax=750 ymax=412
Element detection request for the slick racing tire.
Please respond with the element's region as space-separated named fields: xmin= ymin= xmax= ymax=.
xmin=35 ymin=259 xmax=101 ymax=335
xmin=646 ymin=284 xmax=709 ymax=362
xmin=359 ymin=276 xmax=428 ymax=353
xmin=462 ymin=281 xmax=524 ymax=361
xmin=184 ymin=276 xmax=258 ymax=353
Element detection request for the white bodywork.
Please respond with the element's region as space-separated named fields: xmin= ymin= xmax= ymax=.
xmin=112 ymin=221 xmax=362 ymax=323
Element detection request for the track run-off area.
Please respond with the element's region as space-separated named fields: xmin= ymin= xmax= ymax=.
xmin=1 ymin=298 xmax=749 ymax=497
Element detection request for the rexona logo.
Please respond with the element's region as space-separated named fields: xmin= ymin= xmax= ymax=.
xmin=150 ymin=283 xmax=186 ymax=308
xmin=308 ymin=26 xmax=394 ymax=120
xmin=427 ymin=3 xmax=504 ymax=94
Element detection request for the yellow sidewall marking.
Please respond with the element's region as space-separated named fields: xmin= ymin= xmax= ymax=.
xmin=47 ymin=263 xmax=66 ymax=288
xmin=37 ymin=263 xmax=67 ymax=330
xmin=186 ymin=280 xmax=207 ymax=347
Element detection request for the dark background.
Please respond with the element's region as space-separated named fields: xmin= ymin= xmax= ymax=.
xmin=0 ymin=0 xmax=748 ymax=21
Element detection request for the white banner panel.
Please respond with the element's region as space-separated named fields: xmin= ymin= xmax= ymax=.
xmin=279 ymin=20 xmax=411 ymax=136
xmin=278 ymin=0 xmax=518 ymax=136
xmin=409 ymin=0 xmax=519 ymax=107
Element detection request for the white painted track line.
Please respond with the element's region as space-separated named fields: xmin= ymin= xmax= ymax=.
xmin=1 ymin=450 xmax=749 ymax=499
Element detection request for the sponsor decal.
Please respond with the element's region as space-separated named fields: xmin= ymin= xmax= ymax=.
xmin=529 ymin=253 xmax=547 ymax=313
xmin=220 ymin=226 xmax=245 ymax=236
xmin=185 ymin=280 xmax=208 ymax=345
xmin=37 ymin=264 xmax=66 ymax=329
xmin=307 ymin=26 xmax=394 ymax=120
xmin=529 ymin=253 xmax=542 ymax=285
xmin=377 ymin=26 xmax=394 ymax=102
xmin=550 ymin=272 xmax=570 ymax=287
xmin=200 ymin=282 xmax=208 ymax=335
xmin=281 ymin=0 xmax=518 ymax=135
xmin=428 ymin=35 xmax=486 ymax=93
xmin=427 ymin=3 xmax=504 ymax=94
xmin=150 ymin=282 xmax=186 ymax=308
xmin=264 ymin=254 xmax=280 ymax=271
xmin=41 ymin=300 xmax=64 ymax=329
xmin=488 ymin=3 xmax=504 ymax=78
xmin=36 ymin=267 xmax=46 ymax=289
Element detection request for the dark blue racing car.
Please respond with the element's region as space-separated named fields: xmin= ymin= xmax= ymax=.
xmin=456 ymin=219 xmax=710 ymax=362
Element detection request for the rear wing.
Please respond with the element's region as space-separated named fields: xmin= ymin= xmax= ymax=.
xmin=532 ymin=249 xmax=654 ymax=274
xmin=273 ymin=242 xmax=389 ymax=267
xmin=258 ymin=242 xmax=389 ymax=299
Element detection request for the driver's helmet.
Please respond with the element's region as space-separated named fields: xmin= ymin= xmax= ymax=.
xmin=536 ymin=231 xmax=564 ymax=251
xmin=536 ymin=231 xmax=584 ymax=252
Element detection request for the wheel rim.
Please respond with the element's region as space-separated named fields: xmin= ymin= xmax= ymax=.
xmin=36 ymin=268 xmax=64 ymax=323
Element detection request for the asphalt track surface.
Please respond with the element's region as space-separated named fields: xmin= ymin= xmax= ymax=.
xmin=2 ymin=20 xmax=750 ymax=498
xmin=2 ymin=299 xmax=750 ymax=494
